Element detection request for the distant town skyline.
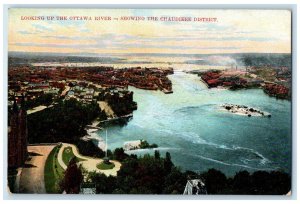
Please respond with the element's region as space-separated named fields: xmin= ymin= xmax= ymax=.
xmin=9 ymin=9 xmax=291 ymax=54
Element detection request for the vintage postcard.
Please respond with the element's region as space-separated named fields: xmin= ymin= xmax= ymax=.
xmin=7 ymin=8 xmax=292 ymax=195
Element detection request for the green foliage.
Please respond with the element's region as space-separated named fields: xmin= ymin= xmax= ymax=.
xmin=96 ymin=162 xmax=115 ymax=170
xmin=62 ymin=147 xmax=85 ymax=166
xmin=164 ymin=152 xmax=173 ymax=175
xmin=250 ymin=171 xmax=291 ymax=195
xmin=139 ymin=140 xmax=158 ymax=149
xmin=27 ymin=98 xmax=101 ymax=143
xmin=88 ymin=151 xmax=185 ymax=194
xmin=200 ymin=169 xmax=291 ymax=195
xmin=87 ymin=171 xmax=117 ymax=194
xmin=232 ymin=170 xmax=251 ymax=194
xmin=44 ymin=145 xmax=64 ymax=193
xmin=154 ymin=150 xmax=160 ymax=160
xmin=74 ymin=140 xmax=105 ymax=158
xmin=25 ymin=93 xmax=54 ymax=109
xmin=113 ymin=148 xmax=127 ymax=161
xmin=201 ymin=169 xmax=227 ymax=194
xmin=86 ymin=150 xmax=291 ymax=195
xmin=163 ymin=167 xmax=186 ymax=194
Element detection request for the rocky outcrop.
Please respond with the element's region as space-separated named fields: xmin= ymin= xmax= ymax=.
xmin=221 ymin=104 xmax=271 ymax=117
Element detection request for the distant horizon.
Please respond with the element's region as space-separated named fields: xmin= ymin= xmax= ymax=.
xmin=8 ymin=51 xmax=292 ymax=57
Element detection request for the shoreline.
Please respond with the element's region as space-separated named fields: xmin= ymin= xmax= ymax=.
xmin=82 ymin=119 xmax=106 ymax=151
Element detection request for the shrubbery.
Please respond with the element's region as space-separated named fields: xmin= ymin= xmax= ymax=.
xmin=87 ymin=150 xmax=291 ymax=195
xmin=27 ymin=98 xmax=103 ymax=143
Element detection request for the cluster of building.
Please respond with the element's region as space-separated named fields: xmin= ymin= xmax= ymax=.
xmin=64 ymin=83 xmax=96 ymax=104
xmin=8 ymin=66 xmax=64 ymax=104
xmin=84 ymin=66 xmax=174 ymax=93
xmin=263 ymin=83 xmax=290 ymax=99
xmin=9 ymin=65 xmax=171 ymax=117
xmin=9 ymin=65 xmax=173 ymax=91
xmin=197 ymin=66 xmax=291 ymax=99
xmin=199 ymin=70 xmax=249 ymax=88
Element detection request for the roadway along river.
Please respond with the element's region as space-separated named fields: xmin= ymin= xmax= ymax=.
xmin=97 ymin=71 xmax=292 ymax=176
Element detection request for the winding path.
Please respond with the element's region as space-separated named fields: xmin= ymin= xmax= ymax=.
xmin=58 ymin=143 xmax=121 ymax=177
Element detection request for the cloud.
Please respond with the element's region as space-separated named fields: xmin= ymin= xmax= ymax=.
xmin=40 ymin=35 xmax=84 ymax=40
xmin=32 ymin=24 xmax=54 ymax=32
xmin=116 ymin=43 xmax=242 ymax=50
xmin=124 ymin=35 xmax=277 ymax=43
xmin=80 ymin=27 xmax=90 ymax=32
xmin=18 ymin=30 xmax=36 ymax=35
xmin=10 ymin=43 xmax=106 ymax=49
xmin=10 ymin=41 xmax=241 ymax=51
xmin=40 ymin=33 xmax=137 ymax=42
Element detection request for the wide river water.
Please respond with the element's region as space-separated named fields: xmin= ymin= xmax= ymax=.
xmin=96 ymin=71 xmax=291 ymax=176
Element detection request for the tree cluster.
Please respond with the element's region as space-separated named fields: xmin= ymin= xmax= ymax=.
xmin=25 ymin=93 xmax=54 ymax=109
xmin=86 ymin=150 xmax=291 ymax=195
xmin=27 ymin=98 xmax=104 ymax=143
xmin=87 ymin=150 xmax=186 ymax=194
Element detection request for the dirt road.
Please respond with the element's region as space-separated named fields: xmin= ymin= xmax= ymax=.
xmin=19 ymin=145 xmax=56 ymax=193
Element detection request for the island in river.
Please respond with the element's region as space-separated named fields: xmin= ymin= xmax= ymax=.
xmin=220 ymin=104 xmax=271 ymax=117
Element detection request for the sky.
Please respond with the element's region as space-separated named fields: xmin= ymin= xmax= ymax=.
xmin=8 ymin=9 xmax=291 ymax=55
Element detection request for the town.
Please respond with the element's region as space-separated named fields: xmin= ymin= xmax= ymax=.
xmin=8 ymin=65 xmax=174 ymax=117
xmin=188 ymin=66 xmax=291 ymax=99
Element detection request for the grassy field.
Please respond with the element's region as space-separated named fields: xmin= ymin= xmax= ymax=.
xmin=44 ymin=144 xmax=65 ymax=193
xmin=62 ymin=146 xmax=85 ymax=166
xmin=96 ymin=162 xmax=115 ymax=170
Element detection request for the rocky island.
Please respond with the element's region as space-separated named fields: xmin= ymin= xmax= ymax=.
xmin=221 ymin=104 xmax=271 ymax=117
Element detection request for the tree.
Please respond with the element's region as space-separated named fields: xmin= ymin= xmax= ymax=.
xmin=61 ymin=157 xmax=83 ymax=194
xmin=164 ymin=152 xmax=173 ymax=175
xmin=163 ymin=167 xmax=186 ymax=194
xmin=202 ymin=169 xmax=227 ymax=194
xmin=113 ymin=148 xmax=128 ymax=161
xmin=87 ymin=171 xmax=117 ymax=194
xmin=154 ymin=150 xmax=160 ymax=160
xmin=232 ymin=170 xmax=251 ymax=194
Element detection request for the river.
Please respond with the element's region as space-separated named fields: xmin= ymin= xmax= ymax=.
xmin=96 ymin=71 xmax=291 ymax=176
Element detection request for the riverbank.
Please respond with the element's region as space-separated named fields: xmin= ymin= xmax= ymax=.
xmin=82 ymin=119 xmax=106 ymax=151
xmin=82 ymin=112 xmax=135 ymax=152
